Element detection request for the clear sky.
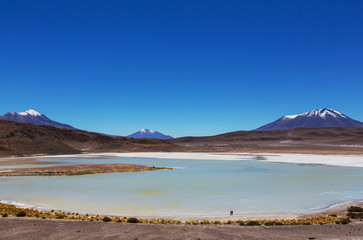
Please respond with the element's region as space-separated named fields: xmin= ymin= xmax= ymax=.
xmin=1 ymin=0 xmax=363 ymax=137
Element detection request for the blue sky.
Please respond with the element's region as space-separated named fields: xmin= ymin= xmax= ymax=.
xmin=1 ymin=0 xmax=363 ymax=137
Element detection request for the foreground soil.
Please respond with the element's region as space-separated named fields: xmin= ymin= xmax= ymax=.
xmin=0 ymin=218 xmax=363 ymax=240
xmin=0 ymin=164 xmax=169 ymax=176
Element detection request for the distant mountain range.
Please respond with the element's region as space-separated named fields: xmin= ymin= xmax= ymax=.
xmin=0 ymin=109 xmax=76 ymax=130
xmin=2 ymin=108 xmax=363 ymax=140
xmin=1 ymin=108 xmax=363 ymax=156
xmin=254 ymin=108 xmax=363 ymax=131
xmin=128 ymin=129 xmax=174 ymax=139
xmin=0 ymin=110 xmax=174 ymax=139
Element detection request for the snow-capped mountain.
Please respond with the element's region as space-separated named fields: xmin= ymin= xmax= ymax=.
xmin=254 ymin=108 xmax=363 ymax=131
xmin=0 ymin=109 xmax=76 ymax=130
xmin=127 ymin=129 xmax=174 ymax=139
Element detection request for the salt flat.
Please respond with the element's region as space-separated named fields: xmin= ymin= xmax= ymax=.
xmin=51 ymin=152 xmax=363 ymax=168
xmin=5 ymin=151 xmax=363 ymax=168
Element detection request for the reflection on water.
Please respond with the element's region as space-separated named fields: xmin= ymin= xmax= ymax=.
xmin=1 ymin=157 xmax=363 ymax=216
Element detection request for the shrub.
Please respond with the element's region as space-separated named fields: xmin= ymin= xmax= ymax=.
xmin=127 ymin=217 xmax=139 ymax=223
xmin=264 ymin=221 xmax=274 ymax=226
xmin=246 ymin=221 xmax=261 ymax=226
xmin=2 ymin=213 xmax=8 ymax=217
xmin=347 ymin=212 xmax=363 ymax=219
xmin=16 ymin=211 xmax=26 ymax=217
xmin=238 ymin=221 xmax=245 ymax=226
xmin=347 ymin=206 xmax=363 ymax=212
xmin=339 ymin=218 xmax=351 ymax=224
xmin=102 ymin=217 xmax=112 ymax=222
xmin=275 ymin=222 xmax=284 ymax=226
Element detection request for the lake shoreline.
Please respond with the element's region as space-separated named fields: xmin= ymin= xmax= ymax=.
xmin=0 ymin=200 xmax=357 ymax=223
xmin=1 ymin=198 xmax=363 ymax=221
xmin=2 ymin=151 xmax=363 ymax=168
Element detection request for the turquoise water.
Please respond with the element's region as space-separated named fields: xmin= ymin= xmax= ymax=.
xmin=1 ymin=157 xmax=363 ymax=216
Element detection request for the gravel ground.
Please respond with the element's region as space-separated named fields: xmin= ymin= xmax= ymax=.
xmin=1 ymin=218 xmax=363 ymax=240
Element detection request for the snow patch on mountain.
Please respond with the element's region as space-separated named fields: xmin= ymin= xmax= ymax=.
xmin=18 ymin=109 xmax=42 ymax=116
xmin=0 ymin=109 xmax=76 ymax=130
xmin=128 ymin=129 xmax=174 ymax=139
xmin=254 ymin=108 xmax=363 ymax=131
xmin=298 ymin=109 xmax=347 ymax=119
xmin=282 ymin=114 xmax=299 ymax=120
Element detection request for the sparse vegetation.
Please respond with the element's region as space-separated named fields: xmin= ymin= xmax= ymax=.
xmin=246 ymin=221 xmax=261 ymax=226
xmin=347 ymin=206 xmax=363 ymax=212
xmin=102 ymin=217 xmax=112 ymax=222
xmin=347 ymin=212 xmax=363 ymax=219
xmin=0 ymin=202 xmax=351 ymax=226
xmin=346 ymin=206 xmax=363 ymax=220
xmin=16 ymin=211 xmax=27 ymax=217
xmin=336 ymin=218 xmax=350 ymax=224
xmin=127 ymin=217 xmax=139 ymax=223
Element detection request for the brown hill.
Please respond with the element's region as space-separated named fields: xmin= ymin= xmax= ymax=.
xmin=0 ymin=120 xmax=182 ymax=157
xmin=172 ymin=127 xmax=363 ymax=142
xmin=170 ymin=127 xmax=363 ymax=154
xmin=2 ymin=119 xmax=363 ymax=157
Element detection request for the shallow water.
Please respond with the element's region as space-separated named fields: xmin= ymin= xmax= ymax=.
xmin=1 ymin=156 xmax=363 ymax=216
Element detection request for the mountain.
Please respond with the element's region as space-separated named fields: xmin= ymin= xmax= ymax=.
xmin=254 ymin=108 xmax=363 ymax=131
xmin=128 ymin=129 xmax=174 ymax=139
xmin=0 ymin=109 xmax=76 ymax=130
xmin=0 ymin=120 xmax=182 ymax=157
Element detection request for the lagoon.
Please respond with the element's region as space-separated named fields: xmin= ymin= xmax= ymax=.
xmin=1 ymin=156 xmax=363 ymax=217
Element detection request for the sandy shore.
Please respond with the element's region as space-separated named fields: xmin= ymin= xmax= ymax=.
xmin=87 ymin=200 xmax=363 ymax=222
xmin=2 ymin=199 xmax=362 ymax=222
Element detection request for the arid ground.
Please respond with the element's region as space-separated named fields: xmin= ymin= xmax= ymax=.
xmin=1 ymin=217 xmax=363 ymax=240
